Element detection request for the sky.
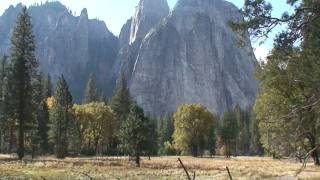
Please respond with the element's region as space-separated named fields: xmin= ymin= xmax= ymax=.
xmin=0 ymin=0 xmax=292 ymax=61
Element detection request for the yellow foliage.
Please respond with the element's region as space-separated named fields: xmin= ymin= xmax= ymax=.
xmin=173 ymin=103 xmax=217 ymax=155
xmin=47 ymin=96 xmax=54 ymax=110
xmin=73 ymin=102 xmax=117 ymax=152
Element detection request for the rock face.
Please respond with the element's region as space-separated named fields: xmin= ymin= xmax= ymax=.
xmin=123 ymin=0 xmax=259 ymax=115
xmin=0 ymin=2 xmax=118 ymax=101
xmin=129 ymin=0 xmax=170 ymax=45
xmin=0 ymin=0 xmax=258 ymax=116
xmin=112 ymin=0 xmax=170 ymax=87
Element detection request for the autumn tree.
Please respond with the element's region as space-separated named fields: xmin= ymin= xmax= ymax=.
xmin=74 ymin=102 xmax=117 ymax=154
xmin=173 ymin=104 xmax=217 ymax=157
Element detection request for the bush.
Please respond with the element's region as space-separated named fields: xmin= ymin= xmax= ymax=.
xmin=158 ymin=141 xmax=176 ymax=155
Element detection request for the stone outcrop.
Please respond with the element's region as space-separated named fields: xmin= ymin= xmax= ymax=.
xmin=0 ymin=2 xmax=118 ymax=101
xmin=127 ymin=0 xmax=259 ymax=115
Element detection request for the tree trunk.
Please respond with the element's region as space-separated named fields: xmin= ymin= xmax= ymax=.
xmin=135 ymin=153 xmax=140 ymax=167
xmin=18 ymin=116 xmax=24 ymax=160
xmin=0 ymin=130 xmax=2 ymax=153
xmin=8 ymin=128 xmax=14 ymax=154
xmin=191 ymin=145 xmax=198 ymax=157
xmin=94 ymin=140 xmax=99 ymax=155
xmin=305 ymin=132 xmax=320 ymax=165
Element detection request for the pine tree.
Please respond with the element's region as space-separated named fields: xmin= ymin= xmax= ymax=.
xmin=118 ymin=102 xmax=149 ymax=167
xmin=42 ymin=74 xmax=52 ymax=98
xmin=83 ymin=74 xmax=98 ymax=103
xmin=9 ymin=7 xmax=39 ymax=160
xmin=145 ymin=118 xmax=158 ymax=157
xmin=0 ymin=60 xmax=15 ymax=153
xmin=0 ymin=55 xmax=8 ymax=152
xmin=158 ymin=113 xmax=174 ymax=154
xmin=110 ymin=72 xmax=131 ymax=122
xmin=221 ymin=111 xmax=239 ymax=158
xmin=37 ymin=100 xmax=50 ymax=154
xmin=234 ymin=105 xmax=251 ymax=155
xmin=50 ymin=75 xmax=73 ymax=159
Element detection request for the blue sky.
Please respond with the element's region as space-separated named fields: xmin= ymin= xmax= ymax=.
xmin=0 ymin=0 xmax=292 ymax=60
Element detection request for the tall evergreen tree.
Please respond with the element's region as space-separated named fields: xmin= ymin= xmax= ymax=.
xmin=50 ymin=75 xmax=73 ymax=159
xmin=37 ymin=100 xmax=50 ymax=154
xmin=0 ymin=58 xmax=15 ymax=153
xmin=118 ymin=102 xmax=149 ymax=167
xmin=42 ymin=74 xmax=52 ymax=98
xmin=110 ymin=72 xmax=131 ymax=122
xmin=234 ymin=105 xmax=251 ymax=155
xmin=83 ymin=74 xmax=98 ymax=103
xmin=158 ymin=113 xmax=174 ymax=150
xmin=9 ymin=7 xmax=39 ymax=160
xmin=0 ymin=55 xmax=8 ymax=152
xmin=146 ymin=118 xmax=158 ymax=157
xmin=221 ymin=111 xmax=239 ymax=158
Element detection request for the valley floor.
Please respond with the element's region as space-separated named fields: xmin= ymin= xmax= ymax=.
xmin=0 ymin=155 xmax=319 ymax=179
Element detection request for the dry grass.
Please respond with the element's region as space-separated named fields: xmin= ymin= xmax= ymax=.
xmin=0 ymin=155 xmax=320 ymax=179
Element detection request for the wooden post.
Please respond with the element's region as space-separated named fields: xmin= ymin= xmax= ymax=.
xmin=226 ymin=166 xmax=233 ymax=180
xmin=178 ymin=158 xmax=192 ymax=180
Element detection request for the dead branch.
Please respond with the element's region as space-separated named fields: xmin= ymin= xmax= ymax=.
xmin=296 ymin=145 xmax=320 ymax=176
xmin=178 ymin=158 xmax=192 ymax=180
xmin=226 ymin=166 xmax=233 ymax=180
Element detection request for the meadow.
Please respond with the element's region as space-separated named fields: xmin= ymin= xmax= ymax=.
xmin=0 ymin=155 xmax=320 ymax=179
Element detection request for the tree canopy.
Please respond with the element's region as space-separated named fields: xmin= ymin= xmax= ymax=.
xmin=173 ymin=104 xmax=217 ymax=157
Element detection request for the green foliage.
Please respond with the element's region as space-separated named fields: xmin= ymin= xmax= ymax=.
xmin=239 ymin=0 xmax=320 ymax=164
xmin=42 ymin=74 xmax=52 ymax=98
xmin=232 ymin=0 xmax=320 ymax=44
xmin=73 ymin=102 xmax=117 ymax=155
xmin=220 ymin=111 xmax=238 ymax=158
xmin=83 ymin=74 xmax=98 ymax=104
xmin=234 ymin=105 xmax=251 ymax=155
xmin=249 ymin=112 xmax=264 ymax=155
xmin=110 ymin=72 xmax=131 ymax=122
xmin=157 ymin=113 xmax=174 ymax=155
xmin=118 ymin=102 xmax=150 ymax=166
xmin=9 ymin=7 xmax=39 ymax=160
xmin=36 ymin=100 xmax=50 ymax=154
xmin=0 ymin=55 xmax=8 ymax=152
xmin=50 ymin=75 xmax=73 ymax=159
xmin=173 ymin=104 xmax=217 ymax=157
xmin=159 ymin=141 xmax=176 ymax=155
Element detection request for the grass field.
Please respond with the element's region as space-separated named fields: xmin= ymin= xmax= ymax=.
xmin=0 ymin=155 xmax=320 ymax=179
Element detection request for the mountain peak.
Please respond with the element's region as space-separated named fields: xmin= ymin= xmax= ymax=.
xmin=80 ymin=8 xmax=88 ymax=17
xmin=129 ymin=0 xmax=169 ymax=44
xmin=138 ymin=0 xmax=169 ymax=12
